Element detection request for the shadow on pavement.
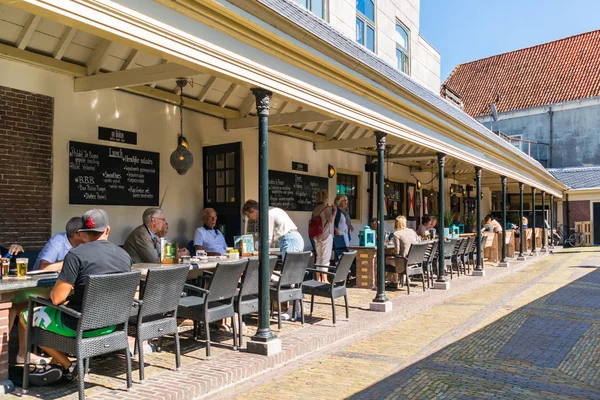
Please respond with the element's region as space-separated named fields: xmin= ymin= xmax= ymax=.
xmin=348 ymin=266 xmax=600 ymax=399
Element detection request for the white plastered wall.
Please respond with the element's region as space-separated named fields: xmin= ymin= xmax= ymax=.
xmin=0 ymin=58 xmax=421 ymax=248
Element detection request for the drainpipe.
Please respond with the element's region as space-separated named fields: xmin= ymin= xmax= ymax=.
xmin=565 ymin=193 xmax=570 ymax=231
xmin=548 ymin=107 xmax=554 ymax=168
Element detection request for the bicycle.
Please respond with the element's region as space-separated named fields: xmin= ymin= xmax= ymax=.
xmin=566 ymin=228 xmax=585 ymax=247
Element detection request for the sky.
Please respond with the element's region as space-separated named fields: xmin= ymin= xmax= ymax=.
xmin=420 ymin=0 xmax=600 ymax=81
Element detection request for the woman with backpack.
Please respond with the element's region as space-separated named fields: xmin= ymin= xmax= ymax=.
xmin=310 ymin=190 xmax=336 ymax=283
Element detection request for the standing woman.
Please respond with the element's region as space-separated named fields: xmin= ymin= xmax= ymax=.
xmin=242 ymin=200 xmax=304 ymax=259
xmin=311 ymin=190 xmax=336 ymax=283
xmin=333 ymin=195 xmax=353 ymax=253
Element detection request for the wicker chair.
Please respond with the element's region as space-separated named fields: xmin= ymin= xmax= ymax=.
xmin=435 ymin=238 xmax=458 ymax=280
xmin=270 ymin=251 xmax=312 ymax=330
xmin=302 ymin=251 xmax=357 ymax=324
xmin=23 ymin=271 xmax=141 ymax=400
xmin=421 ymin=240 xmax=437 ymax=288
xmin=234 ymin=256 xmax=278 ymax=347
xmin=451 ymin=238 xmax=468 ymax=277
xmin=459 ymin=236 xmax=475 ymax=274
xmin=129 ymin=265 xmax=189 ymax=382
xmin=394 ymin=242 xmax=430 ymax=294
xmin=177 ymin=259 xmax=248 ymax=357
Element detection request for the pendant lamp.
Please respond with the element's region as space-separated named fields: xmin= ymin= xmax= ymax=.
xmin=170 ymin=78 xmax=194 ymax=175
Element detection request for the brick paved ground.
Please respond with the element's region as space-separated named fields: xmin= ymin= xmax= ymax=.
xmin=234 ymin=248 xmax=600 ymax=400
xmin=2 ymin=249 xmax=589 ymax=399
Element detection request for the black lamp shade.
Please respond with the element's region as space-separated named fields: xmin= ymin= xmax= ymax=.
xmin=328 ymin=164 xmax=336 ymax=178
xmin=170 ymin=137 xmax=194 ymax=175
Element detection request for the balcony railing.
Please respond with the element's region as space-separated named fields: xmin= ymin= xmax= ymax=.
xmin=494 ymin=131 xmax=549 ymax=167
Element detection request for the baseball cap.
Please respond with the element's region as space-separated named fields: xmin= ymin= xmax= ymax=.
xmin=78 ymin=209 xmax=110 ymax=232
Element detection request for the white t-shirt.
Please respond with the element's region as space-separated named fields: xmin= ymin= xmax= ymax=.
xmin=268 ymin=207 xmax=298 ymax=245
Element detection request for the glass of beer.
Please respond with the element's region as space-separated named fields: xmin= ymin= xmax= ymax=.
xmin=0 ymin=258 xmax=9 ymax=277
xmin=16 ymin=258 xmax=28 ymax=278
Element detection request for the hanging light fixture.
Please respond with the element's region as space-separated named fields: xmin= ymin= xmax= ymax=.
xmin=429 ymin=161 xmax=436 ymax=198
xmin=170 ymin=78 xmax=194 ymax=175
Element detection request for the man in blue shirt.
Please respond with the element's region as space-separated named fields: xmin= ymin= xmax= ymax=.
xmin=33 ymin=217 xmax=89 ymax=271
xmin=194 ymin=208 xmax=228 ymax=255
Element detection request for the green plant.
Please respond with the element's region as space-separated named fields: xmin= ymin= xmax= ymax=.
xmin=465 ymin=212 xmax=477 ymax=227
xmin=443 ymin=208 xmax=455 ymax=227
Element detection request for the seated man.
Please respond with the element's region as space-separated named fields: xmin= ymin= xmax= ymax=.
xmin=32 ymin=217 xmax=88 ymax=271
xmin=20 ymin=209 xmax=132 ymax=385
xmin=194 ymin=208 xmax=227 ymax=256
xmin=123 ymin=207 xmax=188 ymax=263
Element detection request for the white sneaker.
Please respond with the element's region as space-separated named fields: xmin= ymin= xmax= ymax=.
xmin=279 ymin=313 xmax=291 ymax=321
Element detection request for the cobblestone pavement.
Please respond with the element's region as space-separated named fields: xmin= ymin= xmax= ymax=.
xmin=235 ymin=248 xmax=600 ymax=400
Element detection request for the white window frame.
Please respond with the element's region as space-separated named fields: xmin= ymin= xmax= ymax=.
xmin=395 ymin=21 xmax=410 ymax=75
xmin=356 ymin=0 xmax=376 ymax=53
xmin=294 ymin=0 xmax=328 ymax=20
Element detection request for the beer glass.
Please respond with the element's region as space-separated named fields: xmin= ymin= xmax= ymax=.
xmin=16 ymin=258 xmax=28 ymax=278
xmin=0 ymin=258 xmax=9 ymax=277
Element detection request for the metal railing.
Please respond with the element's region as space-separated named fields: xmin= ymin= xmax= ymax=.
xmin=494 ymin=131 xmax=550 ymax=167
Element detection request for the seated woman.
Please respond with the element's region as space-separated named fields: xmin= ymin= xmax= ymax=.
xmin=386 ymin=216 xmax=420 ymax=286
xmin=482 ymin=214 xmax=503 ymax=233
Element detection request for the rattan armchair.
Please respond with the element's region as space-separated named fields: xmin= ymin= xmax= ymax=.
xmin=177 ymin=259 xmax=248 ymax=357
xmin=234 ymin=256 xmax=277 ymax=347
xmin=129 ymin=265 xmax=189 ymax=382
xmin=302 ymin=251 xmax=357 ymax=324
xmin=23 ymin=271 xmax=141 ymax=400
xmin=269 ymin=251 xmax=312 ymax=330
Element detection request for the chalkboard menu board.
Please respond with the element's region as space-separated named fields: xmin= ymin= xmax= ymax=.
xmin=69 ymin=141 xmax=160 ymax=206
xmin=268 ymin=170 xmax=328 ymax=211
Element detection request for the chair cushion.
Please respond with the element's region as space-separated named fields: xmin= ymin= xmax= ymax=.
xmin=178 ymin=295 xmax=206 ymax=309
xmin=301 ymin=280 xmax=330 ymax=295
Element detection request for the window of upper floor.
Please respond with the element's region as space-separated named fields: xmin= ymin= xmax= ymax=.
xmin=396 ymin=21 xmax=410 ymax=75
xmin=293 ymin=0 xmax=326 ymax=20
xmin=356 ymin=0 xmax=375 ymax=52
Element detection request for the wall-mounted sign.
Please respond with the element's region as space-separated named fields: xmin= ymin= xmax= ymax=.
xmin=69 ymin=141 xmax=159 ymax=206
xmin=268 ymin=170 xmax=328 ymax=211
xmin=291 ymin=161 xmax=308 ymax=173
xmin=98 ymin=126 xmax=137 ymax=145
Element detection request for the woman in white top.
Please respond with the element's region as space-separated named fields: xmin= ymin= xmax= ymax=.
xmin=242 ymin=200 xmax=304 ymax=260
xmin=333 ymin=194 xmax=353 ymax=248
xmin=311 ymin=190 xmax=336 ymax=283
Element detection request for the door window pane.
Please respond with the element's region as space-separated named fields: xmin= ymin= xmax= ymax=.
xmin=217 ymin=187 xmax=225 ymax=203
xmin=226 ymin=152 xmax=235 ymax=168
xmin=216 ymin=171 xmax=225 ymax=186
xmin=207 ymin=188 xmax=215 ymax=203
xmin=226 ymin=187 xmax=235 ymax=203
xmin=216 ymin=154 xmax=225 ymax=169
xmin=207 ymin=171 xmax=215 ymax=187
xmin=207 ymin=155 xmax=215 ymax=170
xmin=226 ymin=170 xmax=235 ymax=185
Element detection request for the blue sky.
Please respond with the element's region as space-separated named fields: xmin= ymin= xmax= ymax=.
xmin=420 ymin=0 xmax=600 ymax=81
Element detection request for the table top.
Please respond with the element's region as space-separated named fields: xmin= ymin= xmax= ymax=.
xmin=0 ymin=274 xmax=58 ymax=294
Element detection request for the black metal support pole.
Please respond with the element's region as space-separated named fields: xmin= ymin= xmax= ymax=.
xmin=541 ymin=191 xmax=546 ymax=250
xmin=368 ymin=155 xmax=374 ymax=222
xmin=372 ymin=132 xmax=388 ymax=303
xmin=500 ymin=176 xmax=507 ymax=263
xmin=531 ymin=187 xmax=537 ymax=254
xmin=519 ymin=183 xmax=525 ymax=258
xmin=251 ymin=88 xmax=275 ymax=342
xmin=475 ymin=167 xmax=483 ymax=271
xmin=550 ymin=194 xmax=554 ymax=247
xmin=436 ymin=152 xmax=446 ymax=283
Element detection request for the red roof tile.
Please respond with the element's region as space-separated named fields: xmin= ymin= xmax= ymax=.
xmin=442 ymin=30 xmax=600 ymax=117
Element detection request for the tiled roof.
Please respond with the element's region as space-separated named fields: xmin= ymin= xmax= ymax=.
xmin=442 ymin=30 xmax=600 ymax=117
xmin=548 ymin=166 xmax=600 ymax=190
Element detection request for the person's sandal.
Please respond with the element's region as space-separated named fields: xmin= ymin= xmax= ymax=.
xmin=28 ymin=364 xmax=63 ymax=386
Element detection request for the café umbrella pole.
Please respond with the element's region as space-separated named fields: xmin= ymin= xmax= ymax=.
xmin=372 ymin=131 xmax=388 ymax=304
xmin=251 ymin=88 xmax=275 ymax=342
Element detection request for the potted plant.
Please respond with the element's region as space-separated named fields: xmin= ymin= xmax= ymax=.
xmin=443 ymin=208 xmax=455 ymax=237
xmin=465 ymin=212 xmax=477 ymax=233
